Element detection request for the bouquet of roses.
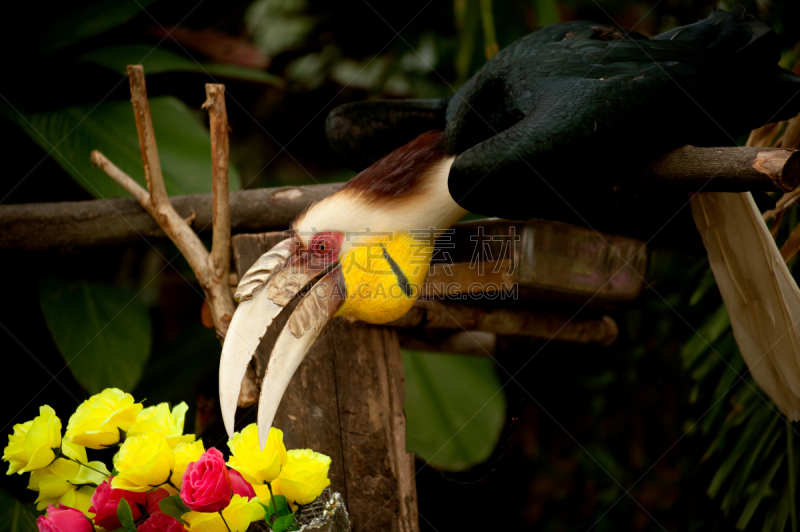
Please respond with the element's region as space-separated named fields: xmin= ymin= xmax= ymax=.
xmin=3 ymin=388 xmax=332 ymax=532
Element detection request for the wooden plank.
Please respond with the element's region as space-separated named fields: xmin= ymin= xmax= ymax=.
xmin=387 ymin=299 xmax=618 ymax=346
xmin=439 ymin=219 xmax=646 ymax=304
xmin=232 ymin=232 xmax=419 ymax=532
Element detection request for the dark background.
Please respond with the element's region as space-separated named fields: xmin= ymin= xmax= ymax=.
xmin=2 ymin=0 xmax=800 ymax=530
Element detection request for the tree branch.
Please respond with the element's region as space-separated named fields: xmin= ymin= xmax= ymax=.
xmin=203 ymin=84 xmax=231 ymax=281
xmin=127 ymin=66 xmax=168 ymax=207
xmin=89 ymin=66 xmax=236 ymax=340
xmin=200 ymin=83 xmax=235 ymax=336
xmin=89 ymin=151 xmax=151 ymax=207
xmin=0 ymin=184 xmax=341 ymax=250
xmin=4 ymin=145 xmax=800 ymax=250
xmin=637 ymin=146 xmax=800 ymax=192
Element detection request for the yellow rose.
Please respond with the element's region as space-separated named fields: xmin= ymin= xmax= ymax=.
xmin=66 ymin=388 xmax=142 ymax=449
xmin=171 ymin=439 xmax=204 ymax=488
xmin=277 ymin=449 xmax=331 ymax=506
xmin=112 ymin=429 xmax=174 ymax=492
xmin=55 ymin=485 xmax=96 ymax=515
xmin=3 ymin=405 xmax=61 ymax=475
xmin=128 ymin=402 xmax=194 ymax=447
xmin=184 ymin=494 xmax=265 ymax=532
xmin=30 ymin=470 xmax=97 ymax=514
xmin=227 ymin=424 xmax=287 ymax=484
xmin=28 ymin=440 xmax=108 ymax=510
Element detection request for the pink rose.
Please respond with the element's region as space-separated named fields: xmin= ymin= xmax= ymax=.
xmin=230 ymin=468 xmax=256 ymax=499
xmin=180 ymin=447 xmax=232 ymax=512
xmin=36 ymin=505 xmax=93 ymax=532
xmin=89 ymin=479 xmax=147 ymax=529
xmin=138 ymin=511 xmax=184 ymax=532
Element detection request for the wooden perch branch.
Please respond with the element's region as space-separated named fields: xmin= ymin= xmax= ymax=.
xmin=90 ymin=66 xmax=235 ymax=340
xmin=638 ymin=146 xmax=800 ymax=192
xmin=746 ymin=114 xmax=800 ymax=262
xmin=0 ymin=184 xmax=340 ymax=251
xmin=3 ymin=145 xmax=800 ymax=251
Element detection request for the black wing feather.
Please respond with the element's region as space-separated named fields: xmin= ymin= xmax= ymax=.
xmin=325 ymin=98 xmax=449 ymax=171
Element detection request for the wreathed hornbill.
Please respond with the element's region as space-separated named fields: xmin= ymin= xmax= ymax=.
xmin=220 ymin=7 xmax=800 ymax=447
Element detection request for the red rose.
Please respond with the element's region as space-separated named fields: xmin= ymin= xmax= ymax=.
xmin=36 ymin=505 xmax=93 ymax=532
xmin=138 ymin=511 xmax=184 ymax=532
xmin=229 ymin=468 xmax=256 ymax=499
xmin=88 ymin=479 xmax=147 ymax=529
xmin=146 ymin=488 xmax=171 ymax=514
xmin=180 ymin=447 xmax=232 ymax=512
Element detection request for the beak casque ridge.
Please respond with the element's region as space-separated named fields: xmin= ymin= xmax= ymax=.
xmin=256 ymin=266 xmax=345 ymax=449
xmin=219 ymin=238 xmax=342 ymax=443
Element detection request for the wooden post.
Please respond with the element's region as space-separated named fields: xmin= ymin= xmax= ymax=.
xmin=232 ymin=233 xmax=419 ymax=532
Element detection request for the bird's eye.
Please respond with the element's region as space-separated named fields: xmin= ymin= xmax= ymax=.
xmin=309 ymin=232 xmax=341 ymax=262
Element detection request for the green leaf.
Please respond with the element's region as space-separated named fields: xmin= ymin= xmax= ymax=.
xmin=81 ymin=45 xmax=284 ymax=86
xmin=39 ymin=275 xmax=152 ymax=394
xmin=269 ymin=495 xmax=292 ymax=517
xmin=402 ymin=350 xmax=506 ymax=471
xmin=0 ymin=486 xmax=41 ymax=532
xmin=261 ymin=502 xmax=274 ymax=521
xmin=532 ymin=0 xmax=560 ymax=26
xmin=455 ymin=0 xmax=481 ymax=82
xmin=708 ymin=408 xmax=770 ymax=499
xmin=711 ymin=344 xmax=745 ymax=401
xmin=160 ymin=495 xmax=190 ymax=525
xmin=479 ymin=0 xmax=498 ymax=58
xmin=770 ymin=484 xmax=792 ymax=532
xmin=723 ymin=416 xmax=781 ymax=510
xmin=116 ymin=499 xmax=137 ymax=532
xmin=3 ymin=97 xmax=241 ymax=199
xmin=272 ymin=513 xmax=296 ymax=532
xmin=37 ymin=0 xmax=159 ymax=53
xmin=681 ymin=304 xmax=730 ymax=370
xmin=134 ymin=325 xmax=220 ymax=405
xmin=736 ymin=452 xmax=785 ymax=530
xmin=689 ymin=267 xmax=716 ymax=306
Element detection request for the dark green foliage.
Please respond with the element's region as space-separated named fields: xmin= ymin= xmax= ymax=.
xmin=2 ymin=97 xmax=242 ymax=199
xmin=39 ymin=275 xmax=152 ymax=394
xmin=684 ymin=263 xmax=800 ymax=530
xmin=81 ymin=45 xmax=283 ymax=85
xmin=116 ymin=498 xmax=138 ymax=532
xmin=159 ymin=495 xmax=190 ymax=525
xmin=263 ymin=494 xmax=298 ymax=531
xmin=402 ymin=350 xmax=506 ymax=471
xmin=5 ymin=0 xmax=800 ymax=530
xmin=0 ymin=487 xmax=41 ymax=532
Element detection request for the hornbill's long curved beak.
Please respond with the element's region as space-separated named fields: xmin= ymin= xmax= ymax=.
xmin=220 ymin=130 xmax=463 ymax=448
xmin=219 ymin=239 xmax=345 ymax=448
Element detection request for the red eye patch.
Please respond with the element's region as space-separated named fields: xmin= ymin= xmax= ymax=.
xmin=309 ymin=232 xmax=342 ymax=262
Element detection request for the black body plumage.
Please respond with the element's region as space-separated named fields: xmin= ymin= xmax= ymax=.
xmin=325 ymin=9 xmax=800 ymax=237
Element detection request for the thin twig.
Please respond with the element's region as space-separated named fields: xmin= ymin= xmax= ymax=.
xmin=90 ymin=151 xmax=151 ymax=207
xmin=127 ymin=66 xmax=168 ymax=207
xmin=755 ymin=103 xmax=800 ymax=259
xmin=203 ymin=84 xmax=232 ymax=288
xmin=92 ymin=65 xmax=235 ymax=341
xmin=783 ymin=230 xmax=800 ymax=263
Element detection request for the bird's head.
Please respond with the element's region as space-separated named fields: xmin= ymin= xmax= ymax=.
xmin=219 ymin=130 xmax=467 ymax=446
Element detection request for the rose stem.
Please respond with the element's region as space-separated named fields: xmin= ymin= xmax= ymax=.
xmin=219 ymin=511 xmax=234 ymax=532
xmin=64 ymin=457 xmax=110 ymax=477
